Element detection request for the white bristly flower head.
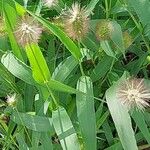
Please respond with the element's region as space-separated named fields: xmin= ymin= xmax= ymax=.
xmin=14 ymin=15 xmax=43 ymax=46
xmin=117 ymin=78 xmax=150 ymax=111
xmin=62 ymin=3 xmax=89 ymax=40
xmin=7 ymin=93 xmax=17 ymax=107
xmin=43 ymin=0 xmax=58 ymax=8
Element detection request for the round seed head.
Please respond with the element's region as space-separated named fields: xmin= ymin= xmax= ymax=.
xmin=117 ymin=78 xmax=150 ymax=111
xmin=96 ymin=19 xmax=114 ymax=41
xmin=123 ymin=31 xmax=133 ymax=49
xmin=14 ymin=15 xmax=43 ymax=46
xmin=62 ymin=3 xmax=89 ymax=41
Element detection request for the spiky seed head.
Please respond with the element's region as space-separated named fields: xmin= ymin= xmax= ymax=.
xmin=43 ymin=0 xmax=58 ymax=8
xmin=7 ymin=93 xmax=17 ymax=107
xmin=14 ymin=15 xmax=43 ymax=46
xmin=117 ymin=78 xmax=150 ymax=111
xmin=123 ymin=31 xmax=133 ymax=49
xmin=62 ymin=3 xmax=89 ymax=41
xmin=96 ymin=19 xmax=114 ymax=41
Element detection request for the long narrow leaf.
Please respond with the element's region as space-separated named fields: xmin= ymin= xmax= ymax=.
xmin=106 ymin=73 xmax=138 ymax=150
xmin=52 ymin=106 xmax=80 ymax=150
xmin=76 ymin=76 xmax=96 ymax=150
xmin=25 ymin=44 xmax=51 ymax=83
xmin=1 ymin=52 xmax=34 ymax=85
xmin=132 ymin=110 xmax=150 ymax=145
xmin=11 ymin=110 xmax=54 ymax=133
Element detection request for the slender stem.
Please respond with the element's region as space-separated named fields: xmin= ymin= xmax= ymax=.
xmin=45 ymin=83 xmax=58 ymax=107
xmin=94 ymin=96 xmax=107 ymax=103
xmin=109 ymin=0 xmax=112 ymax=12
xmin=79 ymin=61 xmax=85 ymax=76
xmin=78 ymin=41 xmax=85 ymax=76
xmin=105 ymin=0 xmax=109 ymax=19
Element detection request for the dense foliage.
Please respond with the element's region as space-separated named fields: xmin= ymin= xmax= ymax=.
xmin=0 ymin=0 xmax=150 ymax=149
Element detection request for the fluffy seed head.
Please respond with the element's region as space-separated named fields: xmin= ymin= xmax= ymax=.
xmin=96 ymin=19 xmax=114 ymax=41
xmin=62 ymin=3 xmax=89 ymax=41
xmin=117 ymin=78 xmax=150 ymax=111
xmin=7 ymin=93 xmax=17 ymax=107
xmin=43 ymin=0 xmax=58 ymax=8
xmin=14 ymin=15 xmax=42 ymax=46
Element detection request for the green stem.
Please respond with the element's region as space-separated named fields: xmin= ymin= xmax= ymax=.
xmin=78 ymin=41 xmax=85 ymax=76
xmin=105 ymin=0 xmax=109 ymax=19
xmin=45 ymin=83 xmax=58 ymax=108
xmin=79 ymin=61 xmax=85 ymax=76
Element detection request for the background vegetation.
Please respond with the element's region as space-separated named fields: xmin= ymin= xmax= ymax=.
xmin=0 ymin=0 xmax=150 ymax=149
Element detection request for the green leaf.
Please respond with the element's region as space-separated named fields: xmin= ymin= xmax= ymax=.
xmin=1 ymin=52 xmax=34 ymax=85
xmin=96 ymin=110 xmax=109 ymax=129
xmin=52 ymin=56 xmax=78 ymax=82
xmin=110 ymin=21 xmax=125 ymax=55
xmin=90 ymin=55 xmax=114 ymax=82
xmin=100 ymin=40 xmax=116 ymax=58
xmin=86 ymin=0 xmax=100 ymax=15
xmin=47 ymin=79 xmax=78 ymax=94
xmin=40 ymin=133 xmax=53 ymax=150
xmin=3 ymin=2 xmax=24 ymax=61
xmin=0 ymin=63 xmax=18 ymax=94
xmin=106 ymin=72 xmax=138 ymax=150
xmin=16 ymin=134 xmax=29 ymax=150
xmin=76 ymin=76 xmax=96 ymax=150
xmin=11 ymin=110 xmax=54 ymax=133
xmin=52 ymin=106 xmax=80 ymax=150
xmin=132 ymin=111 xmax=150 ymax=145
xmin=24 ymin=84 xmax=34 ymax=111
xmin=127 ymin=0 xmax=150 ymax=37
xmin=15 ymin=2 xmax=26 ymax=16
xmin=28 ymin=12 xmax=82 ymax=60
xmin=102 ymin=120 xmax=114 ymax=145
xmin=25 ymin=44 xmax=51 ymax=83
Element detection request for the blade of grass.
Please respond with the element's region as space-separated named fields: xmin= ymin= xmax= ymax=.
xmin=25 ymin=44 xmax=51 ymax=83
xmin=132 ymin=110 xmax=150 ymax=145
xmin=52 ymin=56 xmax=78 ymax=82
xmin=76 ymin=76 xmax=96 ymax=150
xmin=52 ymin=106 xmax=80 ymax=150
xmin=11 ymin=110 xmax=54 ymax=133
